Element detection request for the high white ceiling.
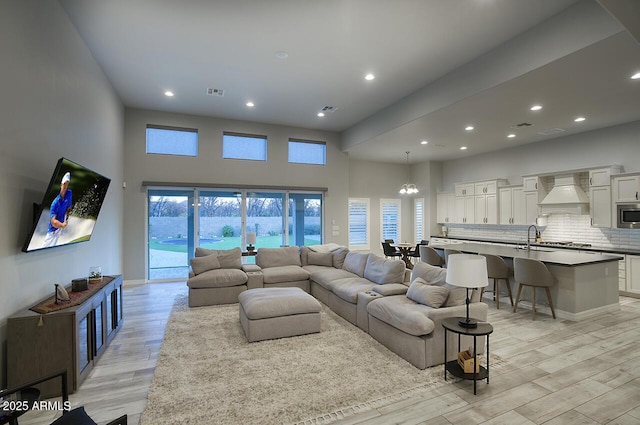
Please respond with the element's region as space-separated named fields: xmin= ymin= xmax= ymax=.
xmin=59 ymin=0 xmax=640 ymax=163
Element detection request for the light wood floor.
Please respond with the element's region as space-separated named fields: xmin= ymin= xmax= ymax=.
xmin=17 ymin=281 xmax=640 ymax=425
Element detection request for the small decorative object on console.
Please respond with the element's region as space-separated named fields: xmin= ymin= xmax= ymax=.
xmin=54 ymin=284 xmax=70 ymax=304
xmin=246 ymin=232 xmax=257 ymax=252
xmin=72 ymin=277 xmax=88 ymax=292
xmin=88 ymin=266 xmax=102 ymax=281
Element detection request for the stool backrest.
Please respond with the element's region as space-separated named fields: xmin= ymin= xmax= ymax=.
xmin=481 ymin=253 xmax=509 ymax=279
xmin=514 ymin=257 xmax=554 ymax=287
xmin=444 ymin=248 xmax=461 ymax=266
xmin=419 ymin=245 xmax=443 ymax=267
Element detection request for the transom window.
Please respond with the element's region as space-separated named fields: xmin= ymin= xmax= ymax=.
xmin=288 ymin=139 xmax=326 ymax=165
xmin=146 ymin=125 xmax=198 ymax=156
xmin=223 ymin=132 xmax=267 ymax=161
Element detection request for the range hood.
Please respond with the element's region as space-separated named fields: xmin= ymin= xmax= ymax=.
xmin=539 ymin=174 xmax=589 ymax=215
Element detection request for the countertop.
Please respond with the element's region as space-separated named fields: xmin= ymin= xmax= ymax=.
xmin=428 ymin=242 xmax=623 ymax=266
xmin=431 ymin=235 xmax=640 ymax=256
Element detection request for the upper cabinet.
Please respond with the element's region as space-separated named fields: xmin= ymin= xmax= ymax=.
xmin=613 ymin=175 xmax=640 ymax=203
xmin=588 ymin=167 xmax=621 ymax=228
xmin=454 ymin=179 xmax=506 ymax=225
xmin=499 ymin=186 xmax=526 ymax=225
xmin=436 ymin=192 xmax=455 ymax=224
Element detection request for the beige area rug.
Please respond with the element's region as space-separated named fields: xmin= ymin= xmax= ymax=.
xmin=141 ymin=295 xmax=489 ymax=425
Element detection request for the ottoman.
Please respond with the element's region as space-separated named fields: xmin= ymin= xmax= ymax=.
xmin=238 ymin=287 xmax=322 ymax=342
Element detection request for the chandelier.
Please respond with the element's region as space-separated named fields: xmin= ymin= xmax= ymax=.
xmin=399 ymin=151 xmax=419 ymax=195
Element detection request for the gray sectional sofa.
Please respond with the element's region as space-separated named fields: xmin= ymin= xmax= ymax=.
xmin=186 ymin=244 xmax=488 ymax=369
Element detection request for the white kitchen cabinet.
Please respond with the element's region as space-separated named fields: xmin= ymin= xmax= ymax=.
xmin=455 ymin=194 xmax=475 ymax=224
xmin=524 ymin=191 xmax=539 ymax=224
xmin=619 ymin=255 xmax=626 ymax=291
xmin=613 ymin=175 xmax=640 ymax=203
xmin=474 ymin=181 xmax=497 ymax=195
xmin=590 ymin=185 xmax=611 ymax=227
xmin=455 ymin=183 xmax=475 ymax=197
xmin=475 ymin=192 xmax=498 ymax=224
xmin=499 ymin=186 xmax=525 ymax=225
xmin=589 ymin=168 xmax=611 ymax=187
xmin=523 ymin=177 xmax=541 ymax=192
xmin=436 ymin=192 xmax=455 ymax=224
xmin=626 ymin=255 xmax=640 ymax=295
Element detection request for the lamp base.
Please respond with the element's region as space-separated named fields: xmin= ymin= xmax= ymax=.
xmin=458 ymin=317 xmax=478 ymax=328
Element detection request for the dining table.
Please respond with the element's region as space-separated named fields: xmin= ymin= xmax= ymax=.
xmin=392 ymin=242 xmax=415 ymax=269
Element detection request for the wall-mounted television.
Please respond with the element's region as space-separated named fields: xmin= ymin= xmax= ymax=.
xmin=22 ymin=157 xmax=111 ymax=253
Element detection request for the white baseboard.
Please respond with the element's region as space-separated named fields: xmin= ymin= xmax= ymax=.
xmin=123 ymin=279 xmax=146 ymax=287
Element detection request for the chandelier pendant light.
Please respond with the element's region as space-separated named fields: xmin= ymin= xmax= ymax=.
xmin=399 ymin=151 xmax=419 ymax=195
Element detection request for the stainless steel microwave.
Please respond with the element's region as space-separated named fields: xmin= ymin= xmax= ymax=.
xmin=617 ymin=204 xmax=640 ymax=229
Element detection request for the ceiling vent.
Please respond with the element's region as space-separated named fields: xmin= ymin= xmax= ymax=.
xmin=537 ymin=127 xmax=565 ymax=136
xmin=320 ymin=106 xmax=338 ymax=113
xmin=206 ymin=88 xmax=225 ymax=97
xmin=512 ymin=122 xmax=533 ymax=128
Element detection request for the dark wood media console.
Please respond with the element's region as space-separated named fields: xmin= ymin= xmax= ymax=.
xmin=7 ymin=275 xmax=123 ymax=398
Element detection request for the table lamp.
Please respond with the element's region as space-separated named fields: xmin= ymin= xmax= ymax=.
xmin=246 ymin=232 xmax=257 ymax=252
xmin=445 ymin=254 xmax=488 ymax=328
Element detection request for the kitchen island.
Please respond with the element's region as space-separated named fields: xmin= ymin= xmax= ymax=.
xmin=430 ymin=242 xmax=623 ymax=321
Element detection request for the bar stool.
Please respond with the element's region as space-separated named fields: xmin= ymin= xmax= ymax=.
xmin=480 ymin=254 xmax=513 ymax=309
xmin=419 ymin=245 xmax=443 ymax=267
xmin=513 ymin=257 xmax=556 ymax=320
xmin=444 ymin=248 xmax=461 ymax=268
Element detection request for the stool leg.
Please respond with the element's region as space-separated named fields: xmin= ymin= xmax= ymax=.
xmin=495 ymin=278 xmax=500 ymax=309
xmin=513 ymin=284 xmax=523 ymax=313
xmin=504 ymin=278 xmax=514 ymax=306
xmin=532 ymin=286 xmax=537 ymax=320
xmin=545 ymin=287 xmax=556 ymax=319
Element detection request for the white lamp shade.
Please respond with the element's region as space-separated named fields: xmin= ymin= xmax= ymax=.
xmin=445 ymin=254 xmax=488 ymax=288
xmin=246 ymin=232 xmax=257 ymax=245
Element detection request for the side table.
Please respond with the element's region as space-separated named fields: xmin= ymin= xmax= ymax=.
xmin=442 ymin=317 xmax=493 ymax=395
xmin=0 ymin=387 xmax=40 ymax=425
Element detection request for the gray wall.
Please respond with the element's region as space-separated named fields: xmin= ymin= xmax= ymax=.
xmin=123 ymin=108 xmax=349 ymax=281
xmin=0 ymin=0 xmax=124 ymax=386
xmin=440 ymin=120 xmax=640 ymax=191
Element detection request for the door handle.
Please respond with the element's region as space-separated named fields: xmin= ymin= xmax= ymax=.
xmin=535 ymin=183 xmax=538 ymax=189
xmin=590 ymin=177 xmax=593 ymax=186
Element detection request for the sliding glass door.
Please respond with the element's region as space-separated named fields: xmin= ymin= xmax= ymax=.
xmin=147 ymin=189 xmax=194 ymax=280
xmin=147 ymin=187 xmax=323 ymax=280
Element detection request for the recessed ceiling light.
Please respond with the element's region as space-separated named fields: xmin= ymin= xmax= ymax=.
xmin=274 ymin=51 xmax=289 ymax=60
xmin=246 ymin=101 xmax=255 ymax=107
xmin=465 ymin=126 xmax=474 ymax=131
xmin=164 ymin=91 xmax=174 ymax=97
xmin=507 ymin=134 xmax=516 ymax=139
xmin=421 ymin=140 xmax=428 ymax=145
xmin=365 ymin=73 xmax=375 ymax=81
xmin=530 ymin=105 xmax=543 ymax=111
xmin=317 ymin=112 xmax=325 ymax=117
xmin=460 ymin=146 xmax=467 ymax=150
xmin=631 ymin=72 xmax=640 ymax=80
xmin=574 ymin=116 xmax=586 ymax=122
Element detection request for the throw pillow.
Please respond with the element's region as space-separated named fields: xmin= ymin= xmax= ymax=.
xmin=190 ymin=254 xmax=221 ymax=275
xmin=50 ymin=406 xmax=98 ymax=425
xmin=406 ymin=277 xmax=449 ymax=308
xmin=332 ymin=248 xmax=349 ymax=269
xmin=343 ymin=251 xmax=369 ymax=277
xmin=308 ymin=251 xmax=333 ymax=267
xmin=443 ymin=284 xmax=467 ymax=307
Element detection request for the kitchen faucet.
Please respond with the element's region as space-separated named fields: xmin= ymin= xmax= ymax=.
xmin=527 ymin=224 xmax=539 ymax=251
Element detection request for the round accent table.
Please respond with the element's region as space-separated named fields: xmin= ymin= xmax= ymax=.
xmin=442 ymin=317 xmax=493 ymax=395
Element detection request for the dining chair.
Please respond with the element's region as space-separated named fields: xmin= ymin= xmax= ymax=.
xmin=513 ymin=257 xmax=556 ymax=320
xmin=381 ymin=241 xmax=401 ymax=259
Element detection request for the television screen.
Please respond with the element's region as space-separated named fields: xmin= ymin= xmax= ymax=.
xmin=22 ymin=157 xmax=111 ymax=253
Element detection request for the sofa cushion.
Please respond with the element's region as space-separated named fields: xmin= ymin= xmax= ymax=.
xmin=367 ymin=296 xmax=436 ymax=337
xmin=261 ymin=265 xmax=310 ymax=284
xmin=332 ymin=248 xmax=349 ymax=269
xmin=238 ymin=287 xmax=321 ymax=320
xmin=310 ymin=268 xmax=358 ymax=290
xmin=309 ymin=243 xmax=342 ymax=253
xmin=189 ymin=254 xmax=220 ymax=275
xmin=187 ymin=268 xmax=248 ymax=289
xmin=364 ymin=255 xmax=405 ymax=284
xmin=443 ymin=285 xmax=467 ymax=307
xmin=410 ymin=262 xmax=447 ymax=285
xmin=256 ymin=246 xmax=301 ymax=268
xmin=343 ymin=252 xmax=369 ymax=277
xmin=195 ymin=247 xmax=242 ymax=269
xmin=331 ymin=277 xmax=377 ymax=303
xmin=308 ymin=251 xmax=334 ymax=267
xmin=406 ymin=278 xmax=449 ymax=308
xmin=371 ymin=283 xmax=409 ymax=296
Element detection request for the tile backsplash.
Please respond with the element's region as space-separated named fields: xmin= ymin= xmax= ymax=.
xmin=444 ymin=214 xmax=640 ymax=251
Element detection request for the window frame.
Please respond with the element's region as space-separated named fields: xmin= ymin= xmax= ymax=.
xmin=348 ymin=198 xmax=370 ymax=250
xmin=288 ymin=138 xmax=327 ymax=165
xmin=222 ymin=132 xmax=268 ymax=161
xmin=146 ymin=124 xmax=199 ymax=157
